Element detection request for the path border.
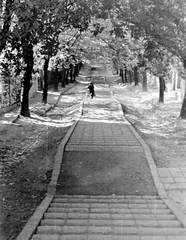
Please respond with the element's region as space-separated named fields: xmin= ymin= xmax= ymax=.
xmin=16 ymin=89 xmax=85 ymax=240
xmin=16 ymin=84 xmax=186 ymax=240
xmin=112 ymin=93 xmax=186 ymax=228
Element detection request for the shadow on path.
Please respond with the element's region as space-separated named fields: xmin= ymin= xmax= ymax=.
xmin=57 ymin=147 xmax=157 ymax=196
xmin=56 ymin=84 xmax=157 ymax=196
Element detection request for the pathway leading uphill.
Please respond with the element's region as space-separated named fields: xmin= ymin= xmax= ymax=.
xmin=17 ymin=70 xmax=186 ymax=240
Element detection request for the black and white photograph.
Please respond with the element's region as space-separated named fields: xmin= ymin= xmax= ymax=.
xmin=1 ymin=0 xmax=186 ymax=239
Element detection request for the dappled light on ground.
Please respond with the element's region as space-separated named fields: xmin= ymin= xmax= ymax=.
xmin=0 ymin=111 xmax=19 ymax=124
xmin=83 ymin=87 xmax=124 ymax=122
xmin=18 ymin=115 xmax=75 ymax=127
xmin=113 ymin=84 xmax=185 ymax=138
xmin=18 ymin=84 xmax=86 ymax=127
xmin=0 ymin=83 xmax=87 ymax=240
xmin=80 ymin=119 xmax=125 ymax=124
xmin=112 ymin=83 xmax=186 ymax=168
xmin=4 ymin=112 xmax=18 ymax=118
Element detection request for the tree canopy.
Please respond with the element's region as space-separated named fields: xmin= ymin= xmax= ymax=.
xmin=1 ymin=0 xmax=186 ymax=117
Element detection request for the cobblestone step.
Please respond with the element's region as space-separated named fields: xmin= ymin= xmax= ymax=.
xmin=31 ymin=195 xmax=185 ymax=239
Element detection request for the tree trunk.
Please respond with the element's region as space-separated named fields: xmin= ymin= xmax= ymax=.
xmin=179 ymin=59 xmax=186 ymax=118
xmin=142 ymin=71 xmax=148 ymax=92
xmin=61 ymin=68 xmax=66 ymax=88
xmin=74 ymin=65 xmax=78 ymax=77
xmin=120 ymin=69 xmax=124 ymax=83
xmin=58 ymin=71 xmax=62 ymax=86
xmin=125 ymin=68 xmax=127 ymax=83
xmin=54 ymin=69 xmax=59 ymax=92
xmin=177 ymin=75 xmax=181 ymax=89
xmin=180 ymin=91 xmax=186 ymax=119
xmin=172 ymin=71 xmax=176 ymax=90
xmin=70 ymin=64 xmax=73 ymax=83
xmin=20 ymin=43 xmax=34 ymax=117
xmin=75 ymin=65 xmax=78 ymax=76
xmin=42 ymin=57 xmax=50 ymax=103
xmin=79 ymin=61 xmax=83 ymax=72
xmin=159 ymin=76 xmax=164 ymax=103
xmin=76 ymin=63 xmax=81 ymax=76
xmin=65 ymin=69 xmax=69 ymax=85
xmin=73 ymin=65 xmax=76 ymax=82
xmin=128 ymin=70 xmax=133 ymax=83
xmin=134 ymin=66 xmax=139 ymax=86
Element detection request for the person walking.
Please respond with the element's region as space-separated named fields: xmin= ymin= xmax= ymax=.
xmin=87 ymin=81 xmax=95 ymax=98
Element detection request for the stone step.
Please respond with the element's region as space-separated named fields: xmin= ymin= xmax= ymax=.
xmin=53 ymin=198 xmax=164 ymax=204
xmin=55 ymin=195 xmax=161 ymax=200
xmin=35 ymin=226 xmax=186 ymax=235
xmin=47 ymin=206 xmax=175 ymax=215
xmin=32 ymin=235 xmax=186 ymax=240
xmin=46 ymin=208 xmax=171 ymax=216
xmin=48 ymin=207 xmax=170 ymax=214
xmin=31 ymin=195 xmax=185 ymax=240
xmin=45 ymin=212 xmax=176 ymax=220
xmin=44 ymin=213 xmax=176 ymax=220
xmin=50 ymin=202 xmax=167 ymax=209
xmin=40 ymin=219 xmax=181 ymax=228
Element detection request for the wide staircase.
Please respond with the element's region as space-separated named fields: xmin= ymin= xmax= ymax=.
xmin=31 ymin=195 xmax=186 ymax=240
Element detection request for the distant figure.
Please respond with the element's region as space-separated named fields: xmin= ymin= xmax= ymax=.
xmin=87 ymin=81 xmax=95 ymax=98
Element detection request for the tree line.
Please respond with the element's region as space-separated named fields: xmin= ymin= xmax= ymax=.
xmin=1 ymin=0 xmax=186 ymax=118
xmin=0 ymin=0 xmax=101 ymax=116
xmin=87 ymin=0 xmax=186 ymax=118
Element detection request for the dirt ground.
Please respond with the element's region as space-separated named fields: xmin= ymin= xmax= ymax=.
xmin=0 ymin=84 xmax=85 ymax=240
xmin=0 ymin=123 xmax=69 ymax=240
xmin=0 ymin=77 xmax=186 ymax=239
xmin=112 ymin=82 xmax=186 ymax=168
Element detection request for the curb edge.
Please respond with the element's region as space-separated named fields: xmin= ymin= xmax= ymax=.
xmin=16 ymin=90 xmax=84 ymax=240
xmin=112 ymin=95 xmax=186 ymax=228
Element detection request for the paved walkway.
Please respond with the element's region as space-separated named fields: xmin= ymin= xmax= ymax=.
xmin=66 ymin=86 xmax=142 ymax=152
xmin=14 ymin=62 xmax=186 ymax=239
xmin=157 ymin=168 xmax=186 ymax=214
xmin=56 ymin=85 xmax=157 ymax=196
xmin=30 ymin=82 xmax=186 ymax=239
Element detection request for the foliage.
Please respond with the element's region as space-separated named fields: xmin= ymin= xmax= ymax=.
xmin=86 ymin=17 xmax=146 ymax=70
xmin=115 ymin=0 xmax=186 ymax=65
xmin=1 ymin=0 xmax=186 ymax=115
xmin=0 ymin=47 xmax=23 ymax=106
